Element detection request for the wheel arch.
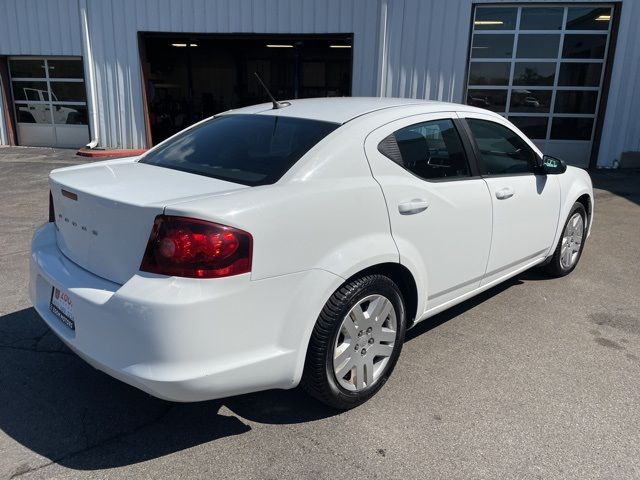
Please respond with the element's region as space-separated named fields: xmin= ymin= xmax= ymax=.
xmin=342 ymin=262 xmax=420 ymax=326
xmin=576 ymin=192 xmax=593 ymax=230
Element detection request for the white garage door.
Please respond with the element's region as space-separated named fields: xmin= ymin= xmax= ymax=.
xmin=9 ymin=57 xmax=90 ymax=149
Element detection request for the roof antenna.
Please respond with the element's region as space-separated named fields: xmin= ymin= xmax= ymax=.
xmin=253 ymin=72 xmax=290 ymax=109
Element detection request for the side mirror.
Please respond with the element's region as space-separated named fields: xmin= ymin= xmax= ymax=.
xmin=540 ymin=155 xmax=567 ymax=175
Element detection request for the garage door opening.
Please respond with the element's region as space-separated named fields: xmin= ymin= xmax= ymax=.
xmin=141 ymin=33 xmax=353 ymax=145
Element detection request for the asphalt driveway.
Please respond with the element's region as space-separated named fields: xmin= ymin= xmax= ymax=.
xmin=0 ymin=146 xmax=639 ymax=480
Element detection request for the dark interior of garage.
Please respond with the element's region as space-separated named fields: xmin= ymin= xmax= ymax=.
xmin=142 ymin=34 xmax=353 ymax=144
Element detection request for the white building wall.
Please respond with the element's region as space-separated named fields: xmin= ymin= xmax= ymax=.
xmin=0 ymin=0 xmax=82 ymax=56
xmin=597 ymin=0 xmax=640 ymax=167
xmin=0 ymin=0 xmax=637 ymax=166
xmin=85 ymin=0 xmax=383 ymax=149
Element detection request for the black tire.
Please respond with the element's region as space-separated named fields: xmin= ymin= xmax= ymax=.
xmin=301 ymin=274 xmax=406 ymax=409
xmin=542 ymin=202 xmax=587 ymax=277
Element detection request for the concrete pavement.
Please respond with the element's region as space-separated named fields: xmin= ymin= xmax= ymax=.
xmin=0 ymin=146 xmax=639 ymax=479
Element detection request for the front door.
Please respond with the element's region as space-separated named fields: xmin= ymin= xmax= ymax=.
xmin=365 ymin=113 xmax=493 ymax=313
xmin=459 ymin=112 xmax=561 ymax=284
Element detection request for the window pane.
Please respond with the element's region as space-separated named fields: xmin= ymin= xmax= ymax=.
xmin=9 ymin=59 xmax=46 ymax=79
xmin=48 ymin=82 xmax=87 ymax=102
xmin=509 ymin=116 xmax=549 ymax=139
xmin=48 ymin=60 xmax=84 ymax=79
xmin=516 ymin=34 xmax=560 ymax=58
xmin=554 ymin=91 xmax=598 ymax=114
xmin=510 ymin=89 xmax=552 ymax=113
xmin=141 ymin=114 xmax=339 ymax=186
xmin=566 ymin=7 xmax=611 ymax=30
xmin=474 ymin=7 xmax=517 ymax=30
xmin=11 ymin=81 xmax=48 ymax=101
xmin=466 ymin=89 xmax=507 ymax=112
xmin=550 ymin=117 xmax=593 ymax=140
xmin=466 ymin=118 xmax=536 ymax=175
xmin=16 ymin=104 xmax=53 ymax=124
xmin=558 ymin=63 xmax=602 ymax=87
xmin=52 ymin=104 xmax=89 ymax=125
xmin=520 ymin=7 xmax=564 ymax=30
xmin=471 ymin=34 xmax=514 ymax=58
xmin=513 ymin=62 xmax=556 ymax=86
xmin=562 ymin=34 xmax=607 ymax=59
xmin=468 ymin=62 xmax=510 ymax=85
xmin=388 ymin=119 xmax=470 ymax=180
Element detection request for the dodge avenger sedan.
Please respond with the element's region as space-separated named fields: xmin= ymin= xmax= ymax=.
xmin=30 ymin=97 xmax=593 ymax=409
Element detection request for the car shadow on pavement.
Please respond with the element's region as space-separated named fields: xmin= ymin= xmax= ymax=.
xmin=0 ymin=276 xmax=524 ymax=472
xmin=0 ymin=307 xmax=339 ymax=473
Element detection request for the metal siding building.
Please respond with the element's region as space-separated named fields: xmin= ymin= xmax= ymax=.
xmin=0 ymin=0 xmax=637 ymax=168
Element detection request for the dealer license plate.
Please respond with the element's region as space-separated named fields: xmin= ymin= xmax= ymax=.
xmin=49 ymin=286 xmax=75 ymax=330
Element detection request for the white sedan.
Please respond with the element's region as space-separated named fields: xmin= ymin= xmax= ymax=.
xmin=30 ymin=98 xmax=593 ymax=409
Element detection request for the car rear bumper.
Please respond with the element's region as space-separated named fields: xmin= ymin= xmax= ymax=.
xmin=29 ymin=223 xmax=341 ymax=402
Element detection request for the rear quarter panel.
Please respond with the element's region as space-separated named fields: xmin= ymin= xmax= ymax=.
xmin=163 ymin=123 xmax=399 ymax=282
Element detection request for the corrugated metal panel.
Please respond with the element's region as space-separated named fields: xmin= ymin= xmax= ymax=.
xmin=596 ymin=0 xmax=640 ymax=166
xmin=0 ymin=0 xmax=82 ymax=56
xmin=86 ymin=0 xmax=382 ymax=149
xmin=381 ymin=0 xmax=472 ymax=102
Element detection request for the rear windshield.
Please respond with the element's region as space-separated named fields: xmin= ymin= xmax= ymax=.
xmin=140 ymin=114 xmax=339 ymax=186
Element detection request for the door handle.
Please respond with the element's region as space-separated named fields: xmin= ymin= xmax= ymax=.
xmin=495 ymin=187 xmax=515 ymax=200
xmin=398 ymin=199 xmax=429 ymax=215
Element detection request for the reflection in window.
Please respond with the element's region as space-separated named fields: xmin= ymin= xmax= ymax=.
xmin=468 ymin=62 xmax=510 ymax=85
xmin=513 ymin=62 xmax=556 ymax=86
xmin=16 ymin=105 xmax=53 ymax=124
xmin=474 ymin=7 xmax=517 ymax=30
xmin=11 ymin=81 xmax=49 ymax=101
xmin=554 ymin=91 xmax=598 ymax=114
xmin=566 ymin=7 xmax=611 ymax=30
xmin=466 ymin=118 xmax=536 ymax=175
xmin=47 ymin=60 xmax=85 ymax=79
xmin=519 ymin=7 xmax=564 ymax=30
xmin=558 ymin=63 xmax=602 ymax=86
xmin=8 ymin=60 xmax=46 ymax=79
xmin=510 ymin=90 xmax=552 ymax=113
xmin=509 ymin=116 xmax=549 ymax=139
xmin=471 ymin=34 xmax=514 ymax=58
xmin=52 ymin=105 xmax=89 ymax=125
xmin=48 ymin=82 xmax=87 ymax=102
xmin=516 ymin=34 xmax=560 ymax=59
xmin=551 ymin=118 xmax=594 ymax=140
xmin=466 ymin=89 xmax=507 ymax=112
xmin=562 ymin=34 xmax=607 ymax=59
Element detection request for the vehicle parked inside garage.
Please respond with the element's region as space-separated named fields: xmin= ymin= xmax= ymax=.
xmin=30 ymin=97 xmax=593 ymax=409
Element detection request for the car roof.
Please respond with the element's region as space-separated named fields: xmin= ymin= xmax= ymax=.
xmin=223 ymin=97 xmax=464 ymax=124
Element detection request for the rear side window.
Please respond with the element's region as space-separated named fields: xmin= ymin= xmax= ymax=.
xmin=466 ymin=118 xmax=537 ymax=175
xmin=378 ymin=119 xmax=471 ymax=180
xmin=141 ymin=114 xmax=339 ymax=186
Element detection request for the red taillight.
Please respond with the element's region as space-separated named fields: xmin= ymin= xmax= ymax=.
xmin=48 ymin=191 xmax=55 ymax=222
xmin=140 ymin=215 xmax=252 ymax=278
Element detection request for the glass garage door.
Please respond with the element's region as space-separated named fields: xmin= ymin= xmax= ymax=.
xmin=465 ymin=5 xmax=614 ymax=167
xmin=9 ymin=57 xmax=90 ymax=148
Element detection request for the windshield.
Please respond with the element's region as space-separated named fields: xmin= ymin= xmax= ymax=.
xmin=140 ymin=114 xmax=339 ymax=186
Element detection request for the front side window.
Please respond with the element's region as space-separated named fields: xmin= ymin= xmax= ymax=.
xmin=466 ymin=118 xmax=537 ymax=175
xmin=141 ymin=114 xmax=339 ymax=186
xmin=378 ymin=119 xmax=471 ymax=180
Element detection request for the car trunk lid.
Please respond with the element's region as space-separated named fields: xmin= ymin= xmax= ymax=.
xmin=50 ymin=158 xmax=247 ymax=284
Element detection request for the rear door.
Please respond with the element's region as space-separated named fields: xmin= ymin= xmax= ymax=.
xmin=458 ymin=112 xmax=560 ymax=284
xmin=364 ymin=113 xmax=492 ymax=312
